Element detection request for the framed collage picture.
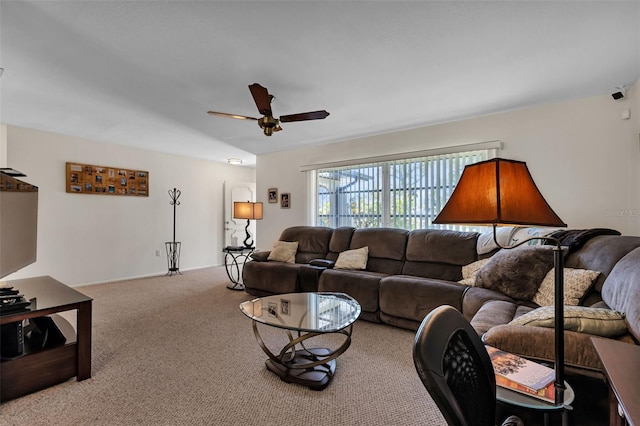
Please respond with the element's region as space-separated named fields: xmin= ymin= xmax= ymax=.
xmin=66 ymin=162 xmax=149 ymax=197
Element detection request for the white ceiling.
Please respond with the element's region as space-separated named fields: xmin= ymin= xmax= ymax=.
xmin=1 ymin=1 xmax=639 ymax=167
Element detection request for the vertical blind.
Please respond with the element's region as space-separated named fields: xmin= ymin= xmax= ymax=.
xmin=315 ymin=149 xmax=490 ymax=231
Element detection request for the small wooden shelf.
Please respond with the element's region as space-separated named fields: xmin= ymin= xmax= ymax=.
xmin=1 ymin=315 xmax=77 ymax=401
xmin=0 ymin=276 xmax=92 ymax=401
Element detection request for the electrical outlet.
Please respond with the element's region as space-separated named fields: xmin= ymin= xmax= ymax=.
xmin=155 ymin=250 xmax=161 ymax=257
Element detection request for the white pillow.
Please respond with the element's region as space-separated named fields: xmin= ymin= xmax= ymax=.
xmin=267 ymin=241 xmax=298 ymax=263
xmin=459 ymin=258 xmax=491 ymax=286
xmin=532 ymin=268 xmax=600 ymax=306
xmin=509 ymin=306 xmax=627 ymax=337
xmin=334 ymin=247 xmax=369 ymax=270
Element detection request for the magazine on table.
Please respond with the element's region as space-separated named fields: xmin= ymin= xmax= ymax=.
xmin=486 ymin=345 xmax=556 ymax=403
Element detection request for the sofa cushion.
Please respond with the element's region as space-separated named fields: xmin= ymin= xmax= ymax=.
xmin=242 ymin=261 xmax=301 ymax=295
xmin=267 ymin=241 xmax=298 ymax=263
xmin=401 ymin=229 xmax=478 ymax=280
xmin=532 ymin=268 xmax=600 ymax=307
xmin=565 ymin=235 xmax=640 ymax=294
xmin=470 ymin=300 xmax=519 ymax=336
xmin=327 ymin=227 xmax=356 ymax=261
xmin=379 ymin=275 xmax=466 ymax=325
xmin=405 ymin=229 xmax=478 ymax=264
xmin=475 ymin=246 xmax=555 ymax=300
xmin=482 ymin=324 xmax=607 ymax=373
xmin=459 ymin=258 xmax=491 ymax=286
xmin=601 ymin=246 xmax=640 ymax=341
xmin=510 ymin=306 xmax=628 ymax=337
xmin=334 ymin=246 xmax=368 ymax=270
xmin=350 ymin=228 xmax=408 ymax=275
xmin=278 ymin=226 xmax=333 ymax=263
xmin=461 ymin=286 xmax=516 ymax=321
xmin=318 ymin=268 xmax=385 ymax=315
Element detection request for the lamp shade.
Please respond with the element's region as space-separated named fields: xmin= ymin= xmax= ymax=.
xmin=233 ymin=201 xmax=263 ymax=220
xmin=433 ymin=158 xmax=566 ymax=227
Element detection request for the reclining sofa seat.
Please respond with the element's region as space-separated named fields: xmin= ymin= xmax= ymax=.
xmin=242 ymin=226 xmax=355 ymax=296
xmin=379 ymin=229 xmax=480 ymax=330
xmin=317 ymin=228 xmax=409 ymax=322
xmin=242 ymin=226 xmax=333 ymax=296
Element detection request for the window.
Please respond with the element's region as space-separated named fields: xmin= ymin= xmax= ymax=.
xmin=313 ymin=146 xmax=496 ymax=232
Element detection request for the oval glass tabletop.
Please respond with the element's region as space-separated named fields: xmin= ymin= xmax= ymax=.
xmin=240 ymin=292 xmax=361 ymax=333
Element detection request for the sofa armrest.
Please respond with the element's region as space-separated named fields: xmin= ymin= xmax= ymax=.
xmin=482 ymin=324 xmax=604 ymax=372
xmin=309 ymin=258 xmax=335 ymax=269
xmin=298 ymin=264 xmax=332 ymax=292
xmin=250 ymin=251 xmax=271 ymax=262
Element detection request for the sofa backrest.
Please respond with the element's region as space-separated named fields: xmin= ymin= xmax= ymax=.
xmin=326 ymin=227 xmax=356 ymax=261
xmin=279 ymin=226 xmax=333 ymax=264
xmin=349 ymin=228 xmax=408 ymax=274
xmin=402 ymin=229 xmax=479 ymax=280
xmin=601 ymin=246 xmax=640 ymax=342
xmin=566 ymin=235 xmax=640 ymax=305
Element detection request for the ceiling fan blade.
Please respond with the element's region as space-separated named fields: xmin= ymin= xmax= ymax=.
xmin=207 ymin=111 xmax=258 ymax=121
xmin=248 ymin=83 xmax=273 ymax=116
xmin=280 ymin=110 xmax=330 ymax=123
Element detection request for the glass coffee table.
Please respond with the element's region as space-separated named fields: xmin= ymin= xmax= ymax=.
xmin=240 ymin=292 xmax=361 ymax=390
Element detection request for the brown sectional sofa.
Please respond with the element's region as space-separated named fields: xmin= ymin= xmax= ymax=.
xmin=242 ymin=226 xmax=640 ymax=377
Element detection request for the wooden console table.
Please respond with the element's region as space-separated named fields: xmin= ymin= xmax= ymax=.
xmin=0 ymin=276 xmax=92 ymax=401
xmin=592 ymin=337 xmax=640 ymax=426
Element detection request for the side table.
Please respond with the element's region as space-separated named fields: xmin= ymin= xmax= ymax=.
xmin=497 ymin=380 xmax=575 ymax=426
xmin=223 ymin=246 xmax=254 ymax=290
xmin=0 ymin=276 xmax=92 ymax=401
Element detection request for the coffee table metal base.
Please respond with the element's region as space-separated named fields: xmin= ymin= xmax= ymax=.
xmin=252 ymin=320 xmax=352 ymax=391
xmin=265 ymin=348 xmax=336 ymax=391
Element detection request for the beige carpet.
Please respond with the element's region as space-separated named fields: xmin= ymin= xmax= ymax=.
xmin=0 ymin=267 xmax=445 ymax=425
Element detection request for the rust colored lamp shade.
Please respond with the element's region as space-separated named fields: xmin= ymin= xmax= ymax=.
xmin=433 ymin=158 xmax=566 ymax=227
xmin=233 ymin=201 xmax=263 ymax=248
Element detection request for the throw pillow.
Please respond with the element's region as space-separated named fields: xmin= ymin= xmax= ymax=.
xmin=532 ymin=268 xmax=601 ymax=307
xmin=459 ymin=258 xmax=491 ymax=286
xmin=267 ymin=241 xmax=298 ymax=263
xmin=509 ymin=306 xmax=628 ymax=337
xmin=334 ymin=246 xmax=369 ymax=270
xmin=474 ymin=246 xmax=555 ymax=300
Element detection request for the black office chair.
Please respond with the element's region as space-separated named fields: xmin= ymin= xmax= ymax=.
xmin=413 ymin=305 xmax=524 ymax=426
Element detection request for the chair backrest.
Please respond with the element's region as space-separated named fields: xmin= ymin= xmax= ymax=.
xmin=413 ymin=305 xmax=497 ymax=426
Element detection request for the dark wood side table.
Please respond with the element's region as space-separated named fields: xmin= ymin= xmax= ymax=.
xmin=592 ymin=337 xmax=640 ymax=426
xmin=0 ymin=276 xmax=92 ymax=401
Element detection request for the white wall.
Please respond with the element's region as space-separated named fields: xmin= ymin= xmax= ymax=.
xmin=3 ymin=125 xmax=254 ymax=286
xmin=256 ymin=81 xmax=640 ymax=246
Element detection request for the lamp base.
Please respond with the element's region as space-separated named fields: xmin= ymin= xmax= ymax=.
xmin=243 ymin=219 xmax=254 ymax=249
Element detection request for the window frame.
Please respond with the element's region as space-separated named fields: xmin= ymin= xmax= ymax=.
xmin=304 ymin=141 xmax=501 ymax=232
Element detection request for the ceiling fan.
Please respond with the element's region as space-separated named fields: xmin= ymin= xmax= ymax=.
xmin=207 ymin=83 xmax=330 ymax=136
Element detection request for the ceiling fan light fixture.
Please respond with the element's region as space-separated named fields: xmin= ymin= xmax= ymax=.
xmin=208 ymin=83 xmax=329 ymax=137
xmin=227 ymin=158 xmax=243 ymax=165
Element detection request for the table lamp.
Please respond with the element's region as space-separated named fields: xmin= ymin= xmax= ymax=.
xmin=233 ymin=201 xmax=263 ymax=249
xmin=432 ymin=157 xmax=568 ymax=406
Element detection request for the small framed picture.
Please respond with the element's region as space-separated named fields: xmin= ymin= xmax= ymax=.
xmin=268 ymin=188 xmax=278 ymax=203
xmin=280 ymin=299 xmax=290 ymax=315
xmin=281 ymin=193 xmax=290 ymax=209
xmin=268 ymin=302 xmax=278 ymax=318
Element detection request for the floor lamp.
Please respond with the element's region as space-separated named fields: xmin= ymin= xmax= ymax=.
xmin=233 ymin=201 xmax=263 ymax=249
xmin=432 ymin=158 xmax=568 ymax=407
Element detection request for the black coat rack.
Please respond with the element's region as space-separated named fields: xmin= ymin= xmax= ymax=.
xmin=165 ymin=188 xmax=182 ymax=276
